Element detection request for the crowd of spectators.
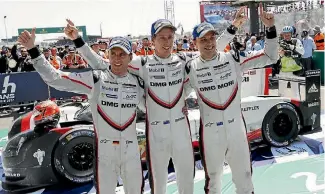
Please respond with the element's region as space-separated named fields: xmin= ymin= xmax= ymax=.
xmin=269 ymin=0 xmax=324 ymax=14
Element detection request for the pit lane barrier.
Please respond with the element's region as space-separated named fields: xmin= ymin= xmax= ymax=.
xmin=0 ymin=69 xmax=90 ymax=110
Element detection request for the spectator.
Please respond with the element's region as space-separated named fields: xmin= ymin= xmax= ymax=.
xmin=62 ymin=47 xmax=86 ymax=69
xmin=313 ymin=25 xmax=324 ymax=50
xmin=90 ymin=42 xmax=106 ymax=58
xmin=246 ymin=36 xmax=262 ymax=51
xmin=135 ymin=37 xmax=154 ymax=56
xmin=182 ymin=36 xmax=189 ymax=50
xmin=11 ymin=45 xmax=34 ymax=72
xmin=176 ymin=41 xmax=184 ymax=52
xmin=301 ymin=30 xmax=316 ymax=71
xmin=43 ymin=48 xmax=51 ymax=60
xmin=243 ymin=33 xmax=250 ymax=50
xmin=224 ymin=36 xmax=244 ymax=52
xmin=244 ymin=33 xmax=250 ymax=44
xmin=131 ymin=42 xmax=138 ymax=53
xmin=98 ymin=41 xmax=107 ymax=53
xmin=0 ymin=50 xmax=9 ymax=74
xmin=232 ymin=36 xmax=245 ymax=51
xmin=50 ymin=48 xmax=62 ymax=69
xmin=279 ymin=26 xmax=305 ymax=75
xmin=59 ymin=45 xmax=69 ymax=59
xmin=245 ymin=33 xmax=256 ymax=46
xmin=257 ymin=32 xmax=265 ymax=48
xmin=188 ymin=41 xmax=198 ymax=51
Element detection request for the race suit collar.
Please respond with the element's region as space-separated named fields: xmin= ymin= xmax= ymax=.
xmin=199 ymin=53 xmax=218 ymax=63
xmin=108 ymin=65 xmax=128 ymax=80
xmin=153 ymin=53 xmax=172 ymax=63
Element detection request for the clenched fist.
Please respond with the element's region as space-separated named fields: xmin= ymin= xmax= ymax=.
xmin=64 ymin=19 xmax=79 ymax=40
xmin=17 ymin=28 xmax=36 ymax=50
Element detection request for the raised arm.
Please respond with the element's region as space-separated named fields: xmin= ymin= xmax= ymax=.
xmin=11 ymin=44 xmax=20 ymax=62
xmin=231 ymin=26 xmax=279 ymax=72
xmin=230 ymin=3 xmax=279 ymax=72
xmin=215 ymin=26 xmax=237 ymax=51
xmin=215 ymin=7 xmax=247 ymax=52
xmin=29 ymin=48 xmax=94 ymax=95
xmin=64 ymin=19 xmax=109 ymax=70
xmin=18 ymin=28 xmax=95 ymax=96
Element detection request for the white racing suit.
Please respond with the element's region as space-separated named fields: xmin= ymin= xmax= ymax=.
xmin=184 ymin=26 xmax=279 ymax=194
xmin=27 ymin=47 xmax=145 ymax=194
xmin=73 ymin=27 xmax=235 ymax=194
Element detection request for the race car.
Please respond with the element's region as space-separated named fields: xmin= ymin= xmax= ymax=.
xmin=2 ymin=102 xmax=94 ymax=193
xmin=187 ymin=68 xmax=322 ymax=148
xmin=2 ymin=100 xmax=147 ymax=193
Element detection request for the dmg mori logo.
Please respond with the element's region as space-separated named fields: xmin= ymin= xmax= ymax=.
xmin=1 ymin=76 xmax=16 ymax=103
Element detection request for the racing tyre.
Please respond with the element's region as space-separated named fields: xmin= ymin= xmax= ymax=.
xmin=262 ymin=102 xmax=301 ymax=147
xmin=52 ymin=129 xmax=95 ymax=184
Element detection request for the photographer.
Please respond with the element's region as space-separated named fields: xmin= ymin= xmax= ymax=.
xmin=278 ymin=26 xmax=305 ymax=76
xmin=278 ymin=26 xmax=305 ymax=99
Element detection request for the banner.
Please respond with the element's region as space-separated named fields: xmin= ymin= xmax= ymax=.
xmin=199 ymin=1 xmax=237 ymax=32
xmin=0 ymin=70 xmax=90 ymax=104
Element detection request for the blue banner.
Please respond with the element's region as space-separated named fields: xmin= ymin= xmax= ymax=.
xmin=0 ymin=69 xmax=90 ymax=104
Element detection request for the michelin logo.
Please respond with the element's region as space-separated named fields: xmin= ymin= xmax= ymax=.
xmin=310 ymin=113 xmax=316 ymax=126
xmin=0 ymin=76 xmax=16 ymax=103
xmin=33 ymin=149 xmax=45 ymax=166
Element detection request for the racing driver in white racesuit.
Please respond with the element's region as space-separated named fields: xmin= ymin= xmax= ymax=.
xmin=184 ymin=4 xmax=279 ymax=194
xmin=18 ymin=28 xmax=145 ymax=194
xmin=65 ymin=13 xmax=244 ymax=193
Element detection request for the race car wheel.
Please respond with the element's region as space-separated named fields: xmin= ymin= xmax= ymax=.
xmin=52 ymin=129 xmax=95 ymax=184
xmin=262 ymin=102 xmax=301 ymax=147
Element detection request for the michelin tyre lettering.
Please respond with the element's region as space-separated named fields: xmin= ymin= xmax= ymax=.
xmin=53 ymin=129 xmax=95 ymax=184
xmin=262 ymin=103 xmax=301 ymax=147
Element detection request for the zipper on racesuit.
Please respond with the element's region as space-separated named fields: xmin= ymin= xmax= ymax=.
xmin=117 ymin=76 xmax=122 ymax=173
xmin=212 ymin=60 xmax=225 ymax=135
xmin=154 ymin=55 xmax=172 ymax=135
xmin=166 ymin=63 xmax=172 ymax=135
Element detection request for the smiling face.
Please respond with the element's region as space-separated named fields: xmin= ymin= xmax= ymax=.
xmin=194 ymin=31 xmax=217 ymax=60
xmin=152 ymin=27 xmax=175 ymax=58
xmin=107 ymin=47 xmax=132 ymax=76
